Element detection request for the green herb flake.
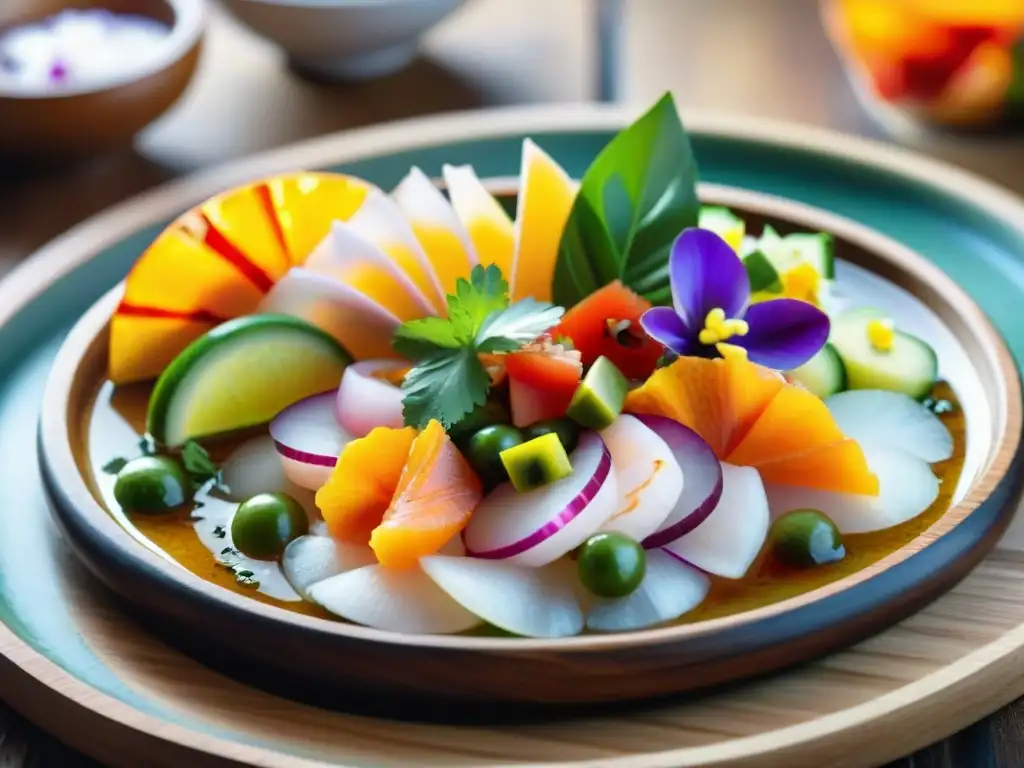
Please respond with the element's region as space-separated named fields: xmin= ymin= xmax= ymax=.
xmin=138 ymin=436 xmax=156 ymax=456
xmin=101 ymin=457 xmax=128 ymax=475
xmin=181 ymin=440 xmax=221 ymax=485
xmin=212 ymin=525 xmax=227 ymax=539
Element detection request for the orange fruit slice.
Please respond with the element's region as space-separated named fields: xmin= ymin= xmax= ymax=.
xmin=109 ymin=173 xmax=374 ymax=385
xmin=370 ymin=420 xmax=484 ymax=569
xmin=316 ymin=426 xmax=418 ymax=544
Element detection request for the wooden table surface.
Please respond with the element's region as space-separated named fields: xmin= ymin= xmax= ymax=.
xmin=2 ymin=0 xmax=1024 ymax=765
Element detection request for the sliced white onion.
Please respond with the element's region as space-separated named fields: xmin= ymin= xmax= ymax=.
xmin=599 ymin=415 xmax=684 ymax=542
xmin=420 ymin=556 xmax=583 ymax=638
xmin=269 ymin=392 xmax=353 ymax=491
xmin=463 ymin=431 xmax=618 ymax=567
xmin=221 ymin=436 xmax=289 ymax=501
xmin=764 ymin=443 xmax=939 ymax=534
xmin=282 ymin=534 xmax=377 ymax=601
xmin=586 ymin=549 xmax=709 ymax=632
xmin=634 ymin=415 xmax=724 ymax=548
xmin=335 ymin=359 xmax=407 ymax=438
xmin=826 ymin=389 xmax=953 ymax=463
xmin=662 ymin=463 xmax=770 ymax=579
xmin=307 ymin=564 xmax=482 ymax=634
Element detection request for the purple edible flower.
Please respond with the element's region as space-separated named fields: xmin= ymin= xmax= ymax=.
xmin=640 ymin=228 xmax=830 ymax=370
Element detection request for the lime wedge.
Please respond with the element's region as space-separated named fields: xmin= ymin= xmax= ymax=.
xmin=147 ymin=315 xmax=351 ymax=447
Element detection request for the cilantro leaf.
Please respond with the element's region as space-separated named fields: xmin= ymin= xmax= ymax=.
xmin=181 ymin=440 xmax=221 ymax=485
xmin=400 ymin=348 xmax=490 ymax=428
xmin=101 ymin=457 xmax=128 ymax=475
xmin=392 ymin=316 xmax=464 ymax=359
xmin=476 ymin=299 xmax=564 ymax=353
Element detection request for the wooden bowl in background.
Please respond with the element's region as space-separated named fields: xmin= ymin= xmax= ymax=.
xmin=0 ymin=0 xmax=205 ymax=158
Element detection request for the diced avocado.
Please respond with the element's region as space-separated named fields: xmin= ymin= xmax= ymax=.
xmin=743 ymin=250 xmax=783 ymax=294
xmin=567 ymin=356 xmax=628 ymax=429
xmin=786 ymin=343 xmax=846 ymax=399
xmin=500 ymin=433 xmax=572 ymax=493
xmin=830 ymin=307 xmax=938 ymax=400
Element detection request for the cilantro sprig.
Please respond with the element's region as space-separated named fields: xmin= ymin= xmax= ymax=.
xmin=394 ymin=265 xmax=563 ymax=428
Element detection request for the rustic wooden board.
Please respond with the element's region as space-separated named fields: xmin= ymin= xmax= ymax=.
xmin=3 ymin=105 xmax=1024 ymax=767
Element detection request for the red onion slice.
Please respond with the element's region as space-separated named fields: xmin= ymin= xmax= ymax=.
xmin=269 ymin=391 xmax=353 ymax=490
xmin=463 ymin=431 xmax=617 ymax=567
xmin=637 ymin=415 xmax=724 ymax=549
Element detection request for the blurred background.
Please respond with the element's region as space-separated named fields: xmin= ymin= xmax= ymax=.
xmin=1 ymin=0 xmax=1023 ymax=283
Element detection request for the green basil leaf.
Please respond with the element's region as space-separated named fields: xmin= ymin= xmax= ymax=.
xmin=553 ymin=92 xmax=699 ymax=306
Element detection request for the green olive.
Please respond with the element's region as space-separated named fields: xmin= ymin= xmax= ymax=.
xmin=113 ymin=456 xmax=191 ymax=514
xmin=465 ymin=424 xmax=525 ymax=486
xmin=770 ymin=509 xmax=845 ymax=569
xmin=522 ymin=418 xmax=580 ymax=455
xmin=577 ymin=532 xmax=646 ymax=599
xmin=448 ymin=400 xmax=511 ymax=446
xmin=231 ymin=492 xmax=309 ymax=561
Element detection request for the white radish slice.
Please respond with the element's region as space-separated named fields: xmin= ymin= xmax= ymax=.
xmin=463 ymin=431 xmax=618 ymax=567
xmin=636 ymin=416 xmax=724 ymax=548
xmin=663 ymin=463 xmax=770 ymax=580
xmin=763 ymin=443 xmax=939 ymax=534
xmin=269 ymin=392 xmax=353 ymax=491
xmin=304 ymin=221 xmax=437 ymax=321
xmin=258 ymin=268 xmax=401 ymax=361
xmin=221 ymin=436 xmax=289 ymax=500
xmin=307 ymin=564 xmax=482 ymax=634
xmin=282 ymin=534 xmax=377 ymax=601
xmin=599 ymin=415 xmax=684 ymax=542
xmin=334 ymin=359 xmax=407 ymax=437
xmin=586 ymin=549 xmax=709 ymax=632
xmin=420 ymin=556 xmax=583 ymax=638
xmin=826 ymin=389 xmax=953 ymax=463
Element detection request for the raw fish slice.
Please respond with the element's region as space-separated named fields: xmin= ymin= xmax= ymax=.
xmin=199 ymin=183 xmax=291 ymax=282
xmin=344 ymin=190 xmax=446 ymax=312
xmin=305 ymin=222 xmax=437 ymax=322
xmin=763 ymin=444 xmax=939 ymax=534
xmin=586 ymin=549 xmax=709 ymax=631
xmin=420 ymin=556 xmax=583 ymax=638
xmin=443 ymin=164 xmax=515 ymax=278
xmin=599 ymin=415 xmax=684 ymax=542
xmin=264 ymin=173 xmax=373 ymax=263
xmin=282 ymin=534 xmax=377 ymax=601
xmin=392 ymin=167 xmax=478 ymax=295
xmin=307 ymin=564 xmax=482 ymax=634
xmin=826 ymin=389 xmax=954 ymax=463
xmin=257 ymin=268 xmax=401 ymax=360
xmin=509 ymin=140 xmax=578 ymax=301
xmin=335 ymin=360 xmax=408 ymax=437
xmin=663 ymin=463 xmax=769 ymax=579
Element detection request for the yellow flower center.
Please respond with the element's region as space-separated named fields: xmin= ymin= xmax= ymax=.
xmin=698 ymin=307 xmax=749 ymax=346
xmin=866 ymin=318 xmax=895 ymax=353
xmin=781 ymin=263 xmax=821 ymax=306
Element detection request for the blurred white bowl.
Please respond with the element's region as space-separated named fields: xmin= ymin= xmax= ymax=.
xmin=219 ymin=0 xmax=470 ymax=81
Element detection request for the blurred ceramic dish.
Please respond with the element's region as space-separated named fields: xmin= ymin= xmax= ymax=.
xmin=218 ymin=0 xmax=469 ymax=81
xmin=0 ymin=0 xmax=205 ymax=158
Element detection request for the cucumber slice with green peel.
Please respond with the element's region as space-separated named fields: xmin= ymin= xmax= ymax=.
xmin=786 ymin=343 xmax=846 ymax=399
xmin=147 ymin=315 xmax=351 ymax=447
xmin=743 ymin=250 xmax=783 ymax=294
xmin=829 ymin=308 xmax=938 ymax=400
xmin=753 ymin=225 xmax=836 ymax=281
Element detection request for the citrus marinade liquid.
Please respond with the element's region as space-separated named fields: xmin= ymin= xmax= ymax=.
xmin=84 ymin=380 xmax=966 ymax=630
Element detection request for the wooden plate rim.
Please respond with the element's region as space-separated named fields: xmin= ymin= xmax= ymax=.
xmin=2 ymin=103 xmax=1023 ymax=766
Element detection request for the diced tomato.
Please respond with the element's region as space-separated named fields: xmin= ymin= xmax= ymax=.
xmin=505 ymin=343 xmax=582 ymax=427
xmin=553 ymin=281 xmax=664 ymax=380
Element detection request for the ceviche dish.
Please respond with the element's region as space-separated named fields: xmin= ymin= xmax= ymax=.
xmin=89 ymin=94 xmax=964 ymax=638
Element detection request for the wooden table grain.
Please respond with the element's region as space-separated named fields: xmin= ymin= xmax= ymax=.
xmin=2 ymin=0 xmax=1024 ymax=765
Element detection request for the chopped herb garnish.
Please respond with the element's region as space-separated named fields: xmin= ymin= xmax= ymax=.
xmin=138 ymin=435 xmax=156 ymax=456
xmin=101 ymin=457 xmax=128 ymax=475
xmin=923 ymin=397 xmax=956 ymax=415
xmin=213 ymin=525 xmax=227 ymax=539
xmin=181 ymin=439 xmax=222 ymax=486
xmin=394 ymin=265 xmax=564 ymax=428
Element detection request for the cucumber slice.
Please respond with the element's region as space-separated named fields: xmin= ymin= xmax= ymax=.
xmin=829 ymin=308 xmax=938 ymax=400
xmin=699 ymin=206 xmax=745 ymax=251
xmin=753 ymin=226 xmax=836 ymax=281
xmin=786 ymin=343 xmax=846 ymax=399
xmin=148 ymin=315 xmax=351 ymax=447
